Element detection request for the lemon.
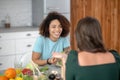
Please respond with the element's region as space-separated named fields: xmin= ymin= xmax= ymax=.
xmin=9 ymin=79 xmax=15 ymax=80
xmin=16 ymin=68 xmax=22 ymax=74
xmin=15 ymin=77 xmax=23 ymax=80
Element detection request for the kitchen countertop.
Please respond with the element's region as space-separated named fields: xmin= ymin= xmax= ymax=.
xmin=0 ymin=26 xmax=39 ymax=33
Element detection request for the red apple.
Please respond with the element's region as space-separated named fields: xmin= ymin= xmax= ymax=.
xmin=22 ymin=68 xmax=33 ymax=76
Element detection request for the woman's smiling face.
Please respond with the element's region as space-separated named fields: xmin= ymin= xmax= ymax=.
xmin=49 ymin=19 xmax=62 ymax=41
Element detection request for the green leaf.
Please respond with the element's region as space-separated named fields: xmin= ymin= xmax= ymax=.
xmin=23 ymin=75 xmax=33 ymax=80
xmin=40 ymin=66 xmax=49 ymax=72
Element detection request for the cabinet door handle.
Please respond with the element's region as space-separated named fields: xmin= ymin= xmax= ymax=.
xmin=0 ymin=63 xmax=2 ymax=66
xmin=0 ymin=36 xmax=1 ymax=38
xmin=26 ymin=33 xmax=31 ymax=36
xmin=27 ymin=44 xmax=32 ymax=47
xmin=0 ymin=47 xmax=2 ymax=50
xmin=47 ymin=7 xmax=60 ymax=10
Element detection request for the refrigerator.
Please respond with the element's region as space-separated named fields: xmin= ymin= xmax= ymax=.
xmin=32 ymin=0 xmax=70 ymax=27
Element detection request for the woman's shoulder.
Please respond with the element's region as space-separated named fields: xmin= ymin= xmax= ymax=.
xmin=68 ymin=50 xmax=78 ymax=57
xmin=66 ymin=50 xmax=78 ymax=66
xmin=109 ymin=50 xmax=120 ymax=61
xmin=36 ymin=35 xmax=46 ymax=40
xmin=109 ymin=50 xmax=120 ymax=56
xmin=34 ymin=35 xmax=47 ymax=44
xmin=69 ymin=50 xmax=77 ymax=53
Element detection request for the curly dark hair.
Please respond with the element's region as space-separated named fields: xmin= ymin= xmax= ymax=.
xmin=39 ymin=11 xmax=70 ymax=37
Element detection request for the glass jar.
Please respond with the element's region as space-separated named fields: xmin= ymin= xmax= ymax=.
xmin=5 ymin=14 xmax=11 ymax=28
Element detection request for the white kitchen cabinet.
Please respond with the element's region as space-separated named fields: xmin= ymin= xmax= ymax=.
xmin=14 ymin=31 xmax=38 ymax=39
xmin=0 ymin=40 xmax=15 ymax=56
xmin=0 ymin=33 xmax=16 ymax=56
xmin=0 ymin=33 xmax=16 ymax=40
xmin=16 ymin=38 xmax=36 ymax=54
xmin=0 ymin=30 xmax=39 ymax=70
xmin=14 ymin=31 xmax=39 ymax=54
xmin=0 ymin=55 xmax=15 ymax=70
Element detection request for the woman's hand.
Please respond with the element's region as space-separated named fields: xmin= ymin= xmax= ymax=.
xmin=52 ymin=52 xmax=63 ymax=59
xmin=48 ymin=57 xmax=57 ymax=64
xmin=52 ymin=52 xmax=68 ymax=64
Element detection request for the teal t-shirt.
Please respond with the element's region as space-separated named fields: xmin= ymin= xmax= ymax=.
xmin=33 ymin=35 xmax=70 ymax=59
xmin=66 ymin=50 xmax=120 ymax=80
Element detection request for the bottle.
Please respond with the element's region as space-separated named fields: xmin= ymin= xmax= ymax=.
xmin=5 ymin=14 xmax=11 ymax=28
xmin=48 ymin=73 xmax=56 ymax=80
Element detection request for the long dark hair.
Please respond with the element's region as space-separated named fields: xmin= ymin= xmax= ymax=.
xmin=39 ymin=11 xmax=70 ymax=37
xmin=75 ymin=16 xmax=106 ymax=53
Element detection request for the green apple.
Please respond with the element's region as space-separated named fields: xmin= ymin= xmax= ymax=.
xmin=25 ymin=63 xmax=34 ymax=70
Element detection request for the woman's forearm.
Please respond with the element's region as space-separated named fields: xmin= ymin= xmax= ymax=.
xmin=32 ymin=59 xmax=47 ymax=66
xmin=32 ymin=52 xmax=47 ymax=66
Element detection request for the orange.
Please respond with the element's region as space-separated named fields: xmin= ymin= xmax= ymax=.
xmin=0 ymin=76 xmax=8 ymax=80
xmin=4 ymin=68 xmax=16 ymax=79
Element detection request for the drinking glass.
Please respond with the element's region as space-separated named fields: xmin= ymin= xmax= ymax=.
xmin=14 ymin=54 xmax=22 ymax=74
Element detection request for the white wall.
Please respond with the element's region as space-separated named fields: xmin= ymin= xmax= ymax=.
xmin=0 ymin=0 xmax=32 ymax=27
